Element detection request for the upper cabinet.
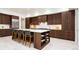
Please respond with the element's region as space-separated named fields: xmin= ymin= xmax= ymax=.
xmin=47 ymin=13 xmax=62 ymax=24
xmin=12 ymin=16 xmax=19 ymax=19
xmin=0 ymin=13 xmax=11 ymax=24
xmin=25 ymin=15 xmax=47 ymax=28
xmin=30 ymin=15 xmax=47 ymax=25
xmin=2 ymin=15 xmax=11 ymax=24
xmin=25 ymin=18 xmax=30 ymax=28
xmin=38 ymin=15 xmax=47 ymax=23
xmin=0 ymin=14 xmax=3 ymax=24
xmin=62 ymin=10 xmax=75 ymax=31
xmin=30 ymin=17 xmax=39 ymax=25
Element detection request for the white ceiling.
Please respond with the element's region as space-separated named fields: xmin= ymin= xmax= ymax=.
xmin=7 ymin=8 xmax=69 ymax=17
xmin=0 ymin=8 xmax=72 ymax=17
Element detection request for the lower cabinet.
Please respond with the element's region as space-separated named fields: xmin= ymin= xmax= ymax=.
xmin=0 ymin=29 xmax=11 ymax=37
xmin=63 ymin=31 xmax=75 ymax=41
xmin=50 ymin=30 xmax=75 ymax=41
xmin=50 ymin=30 xmax=63 ymax=38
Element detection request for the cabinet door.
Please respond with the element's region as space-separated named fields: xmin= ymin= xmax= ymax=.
xmin=30 ymin=17 xmax=39 ymax=25
xmin=38 ymin=15 xmax=47 ymax=22
xmin=6 ymin=29 xmax=11 ymax=36
xmin=47 ymin=14 xmax=54 ymax=25
xmin=49 ymin=30 xmax=56 ymax=37
xmin=0 ymin=29 xmax=4 ymax=37
xmin=0 ymin=14 xmax=11 ymax=24
xmin=0 ymin=14 xmax=3 ymax=24
xmin=47 ymin=13 xmax=62 ymax=25
xmin=62 ymin=10 xmax=75 ymax=41
xmin=2 ymin=15 xmax=11 ymax=24
xmin=0 ymin=29 xmax=11 ymax=37
xmin=0 ymin=30 xmax=2 ymax=37
xmin=50 ymin=30 xmax=63 ymax=38
xmin=63 ymin=31 xmax=75 ymax=41
xmin=53 ymin=13 xmax=62 ymax=24
xmin=62 ymin=10 xmax=75 ymax=31
xmin=25 ymin=18 xmax=30 ymax=28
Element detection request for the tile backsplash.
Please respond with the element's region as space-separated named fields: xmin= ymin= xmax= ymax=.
xmin=0 ymin=24 xmax=10 ymax=29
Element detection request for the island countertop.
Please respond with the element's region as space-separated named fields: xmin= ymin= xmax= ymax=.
xmin=14 ymin=29 xmax=50 ymax=33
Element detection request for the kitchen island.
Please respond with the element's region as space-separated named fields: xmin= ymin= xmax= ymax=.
xmin=12 ymin=29 xmax=50 ymax=50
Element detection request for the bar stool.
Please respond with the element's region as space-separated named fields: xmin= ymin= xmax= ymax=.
xmin=17 ymin=30 xmax=23 ymax=43
xmin=24 ymin=31 xmax=32 ymax=47
xmin=12 ymin=30 xmax=15 ymax=39
xmin=12 ymin=30 xmax=18 ymax=40
xmin=14 ymin=30 xmax=19 ymax=42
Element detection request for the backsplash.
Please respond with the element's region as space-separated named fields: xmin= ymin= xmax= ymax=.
xmin=30 ymin=23 xmax=62 ymax=30
xmin=30 ymin=22 xmax=49 ymax=29
xmin=49 ymin=24 xmax=62 ymax=30
xmin=0 ymin=24 xmax=10 ymax=29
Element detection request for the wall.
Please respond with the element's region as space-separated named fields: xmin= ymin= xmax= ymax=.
xmin=75 ymin=9 xmax=79 ymax=46
xmin=21 ymin=18 xmax=25 ymax=29
xmin=77 ymin=9 xmax=79 ymax=45
xmin=75 ymin=9 xmax=78 ymax=44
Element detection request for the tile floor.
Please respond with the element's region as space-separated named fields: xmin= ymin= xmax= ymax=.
xmin=0 ymin=36 xmax=79 ymax=50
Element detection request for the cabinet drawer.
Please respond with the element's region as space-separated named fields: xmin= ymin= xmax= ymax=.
xmin=0 ymin=29 xmax=11 ymax=37
xmin=50 ymin=30 xmax=63 ymax=38
xmin=64 ymin=31 xmax=75 ymax=41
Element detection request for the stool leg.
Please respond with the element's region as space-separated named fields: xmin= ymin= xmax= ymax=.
xmin=23 ymin=34 xmax=25 ymax=44
xmin=12 ymin=32 xmax=14 ymax=39
xmin=18 ymin=34 xmax=20 ymax=43
xmin=25 ymin=36 xmax=27 ymax=45
xmin=29 ymin=36 xmax=31 ymax=47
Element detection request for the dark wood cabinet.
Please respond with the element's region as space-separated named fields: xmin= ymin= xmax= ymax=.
xmin=34 ymin=31 xmax=50 ymax=50
xmin=47 ymin=10 xmax=75 ymax=41
xmin=0 ymin=13 xmax=11 ymax=24
xmin=0 ymin=14 xmax=3 ymax=24
xmin=30 ymin=17 xmax=39 ymax=25
xmin=63 ymin=31 xmax=75 ymax=41
xmin=2 ymin=15 xmax=10 ymax=24
xmin=0 ymin=29 xmax=11 ymax=37
xmin=47 ymin=13 xmax=62 ymax=24
xmin=0 ymin=13 xmax=12 ymax=37
xmin=38 ymin=15 xmax=47 ymax=23
xmin=12 ymin=16 xmax=19 ymax=19
xmin=62 ymin=10 xmax=75 ymax=31
xmin=62 ymin=10 xmax=75 ymax=41
xmin=50 ymin=30 xmax=63 ymax=39
xmin=47 ymin=13 xmax=63 ymax=39
xmin=25 ymin=18 xmax=30 ymax=28
xmin=25 ymin=15 xmax=47 ymax=28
